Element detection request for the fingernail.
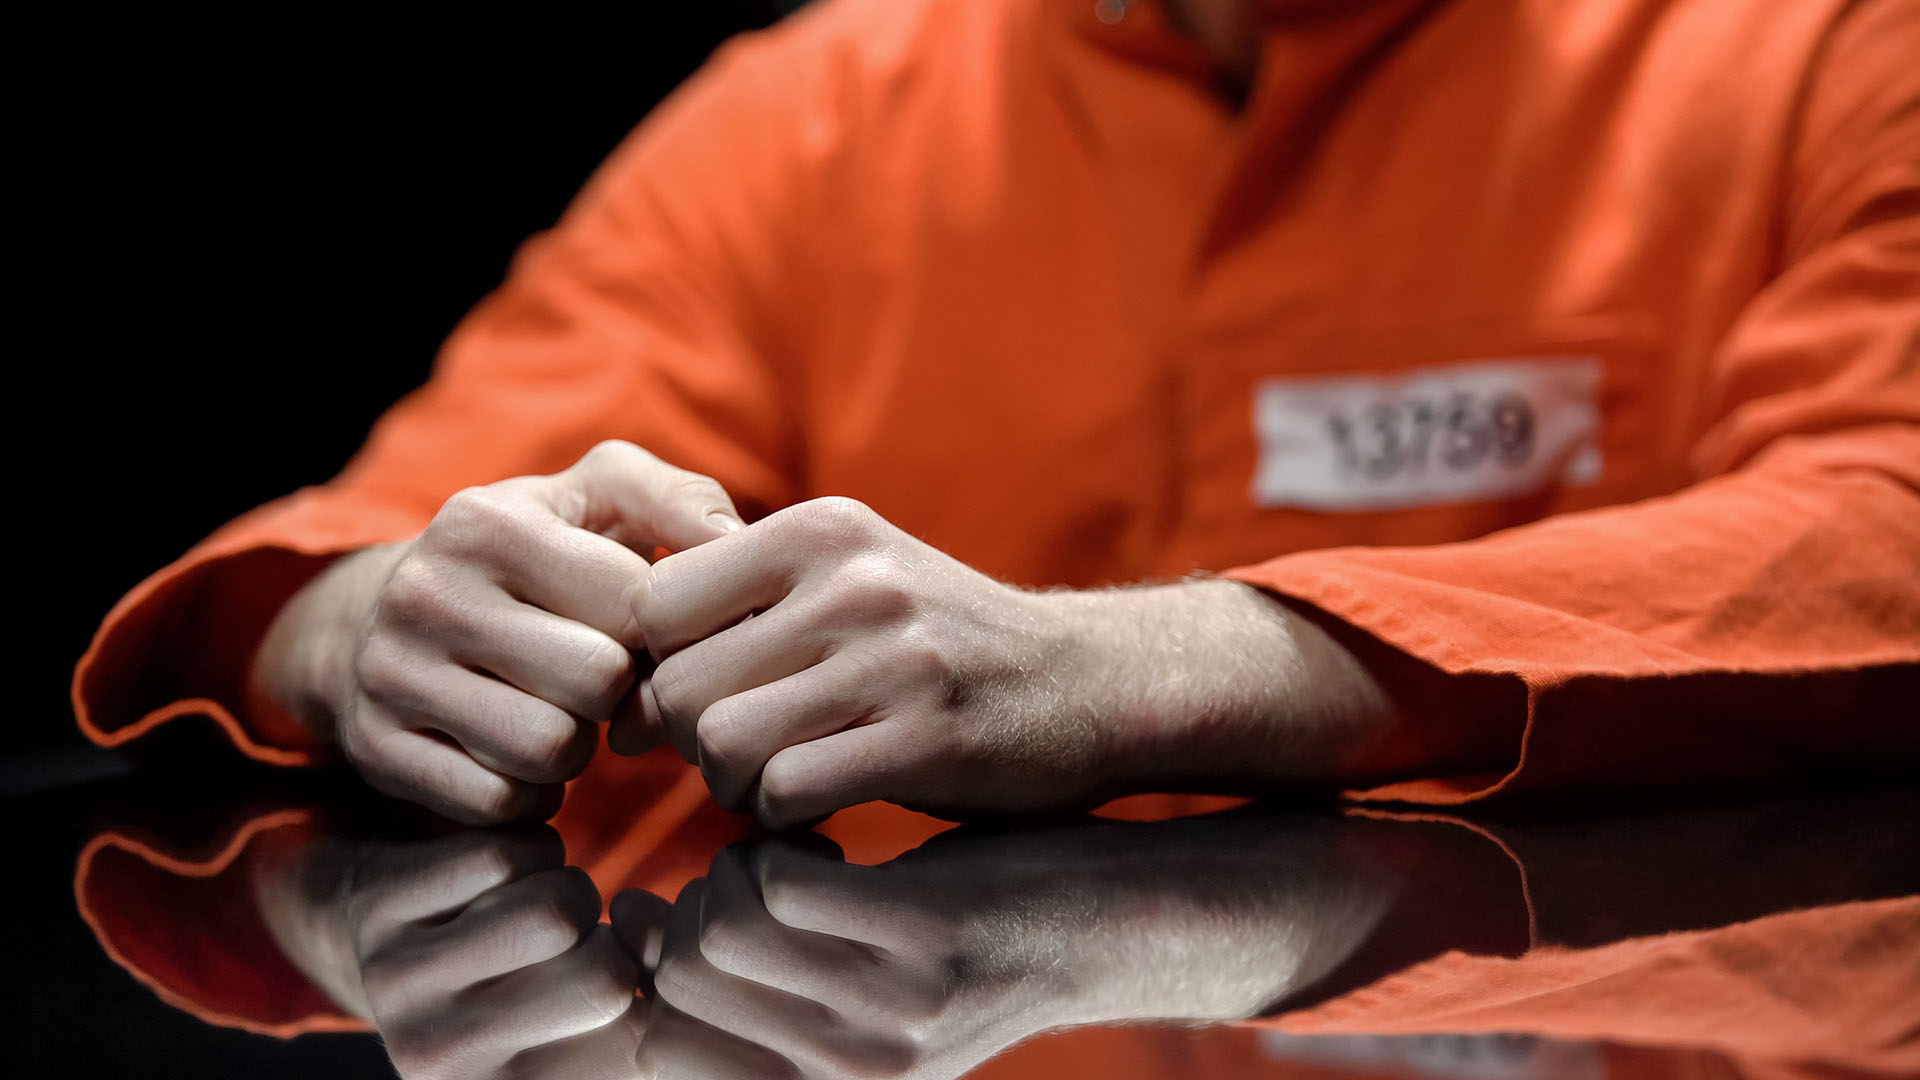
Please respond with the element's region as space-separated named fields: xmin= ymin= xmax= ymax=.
xmin=707 ymin=510 xmax=743 ymax=533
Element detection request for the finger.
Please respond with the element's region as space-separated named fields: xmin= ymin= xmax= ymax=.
xmin=635 ymin=999 xmax=800 ymax=1080
xmin=492 ymin=507 xmax=656 ymax=651
xmin=367 ymin=866 xmax=601 ymax=1013
xmin=502 ymin=1001 xmax=648 ymax=1080
xmin=552 ymin=440 xmax=744 ymax=554
xmin=637 ymin=497 xmax=897 ymax=666
xmin=390 ymin=925 xmax=637 ymax=1076
xmin=414 ymin=480 xmax=653 ymax=653
xmin=377 ymin=572 xmax=636 ymax=724
xmin=457 ymin=925 xmax=640 ymax=1045
xmin=755 ymin=720 xmax=921 ymax=831
xmin=652 ymin=883 xmax=836 ymax=1051
xmin=636 ymin=532 xmax=791 ymax=663
xmin=366 ymin=660 xmax=597 ymax=784
xmin=674 ymin=652 xmax=882 ymax=814
xmin=357 ymin=721 xmax=566 ymax=825
xmin=609 ymin=889 xmax=674 ymax=976
xmin=694 ymin=848 xmax=892 ymax=1008
xmin=749 ymin=842 xmax=946 ymax=957
xmin=647 ymin=606 xmax=825 ymax=744
xmin=352 ymin=828 xmax=566 ymax=957
xmin=452 ymin=602 xmax=636 ymax=723
xmin=606 ymin=676 xmax=666 ymax=757
xmin=653 ymin=877 xmax=910 ymax=1079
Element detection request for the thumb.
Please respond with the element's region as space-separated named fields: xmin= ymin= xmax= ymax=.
xmin=554 ymin=441 xmax=744 ymax=553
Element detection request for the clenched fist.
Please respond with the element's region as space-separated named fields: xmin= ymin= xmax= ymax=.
xmin=616 ymin=497 xmax=1489 ymax=830
xmin=250 ymin=441 xmax=744 ymax=823
xmin=250 ymin=824 xmax=650 ymax=1080
xmin=615 ymin=497 xmax=1112 ymax=828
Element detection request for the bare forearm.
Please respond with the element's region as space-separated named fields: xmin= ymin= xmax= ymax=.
xmin=1047 ymin=579 xmax=1522 ymax=794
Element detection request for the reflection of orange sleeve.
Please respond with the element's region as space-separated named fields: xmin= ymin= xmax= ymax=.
xmin=72 ymin=782 xmax=736 ymax=1041
xmin=1228 ymin=1 xmax=1920 ymax=804
xmin=968 ymin=805 xmax=1920 ymax=1080
xmin=69 ymin=29 xmax=816 ymax=765
xmin=78 ymin=797 xmax=1915 ymax=1074
xmin=73 ymin=809 xmax=367 ymax=1038
xmin=1263 ymin=813 xmax=1920 ymax=1078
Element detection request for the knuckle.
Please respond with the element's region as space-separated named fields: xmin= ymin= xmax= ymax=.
xmin=574 ymin=638 xmax=634 ymax=712
xmin=376 ymin=559 xmax=452 ymax=626
xmin=617 ymin=574 xmax=651 ymax=651
xmin=754 ymin=764 xmax=807 ymax=829
xmin=469 ymin=838 xmax=518 ymax=888
xmin=432 ymin=485 xmax=537 ymax=557
xmin=694 ymin=708 xmax=744 ymax=771
xmin=433 ymin=484 xmax=498 ymax=530
xmin=671 ymin=470 xmax=728 ymax=505
xmin=567 ymin=953 xmax=638 ymax=1028
xmin=791 ymin=495 xmax=876 ymax=543
xmin=352 ymin=640 xmax=415 ymax=701
xmin=755 ymin=864 xmax=808 ymax=926
xmin=892 ymin=623 xmax=949 ymax=681
xmin=466 ymin=777 xmax=526 ymax=824
xmin=649 ymin=948 xmax=694 ymax=1006
xmin=695 ymin=713 xmax=755 ymax=808
xmin=829 ymin=555 xmax=914 ymax=619
xmin=631 ymin=564 xmax=671 ymax=646
xmin=647 ymin=652 xmax=695 ymax=725
xmin=695 ymin=912 xmax=751 ymax=975
xmin=523 ymin=898 xmax=589 ymax=958
xmin=582 ymin=439 xmax=645 ymax=468
xmin=521 ymin=708 xmax=589 ymax=782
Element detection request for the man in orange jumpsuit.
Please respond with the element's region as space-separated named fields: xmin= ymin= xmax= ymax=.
xmin=76 ymin=0 xmax=1918 ymax=827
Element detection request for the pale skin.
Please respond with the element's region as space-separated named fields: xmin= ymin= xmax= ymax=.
xmin=247 ymin=0 xmax=1514 ymax=827
xmin=608 ymin=816 xmax=1525 ymax=1080
xmin=250 ymin=442 xmax=1512 ymax=827
xmin=245 ymin=809 xmax=1523 ymax=1080
xmin=249 ymin=825 xmax=653 ymax=1079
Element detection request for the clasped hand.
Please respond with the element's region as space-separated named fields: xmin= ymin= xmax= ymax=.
xmin=621 ymin=493 xmax=1105 ymax=828
xmin=280 ymin=442 xmax=1126 ymax=826
xmin=269 ymin=440 xmax=1358 ymax=827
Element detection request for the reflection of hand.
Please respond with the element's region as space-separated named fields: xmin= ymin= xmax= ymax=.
xmin=611 ymin=820 xmax=1408 ymax=1080
xmin=255 ymin=826 xmax=648 ymax=1079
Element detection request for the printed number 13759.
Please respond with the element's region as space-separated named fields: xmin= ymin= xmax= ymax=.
xmin=1325 ymin=392 xmax=1535 ymax=480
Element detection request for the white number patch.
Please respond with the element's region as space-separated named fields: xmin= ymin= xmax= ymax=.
xmin=1252 ymin=357 xmax=1604 ymax=510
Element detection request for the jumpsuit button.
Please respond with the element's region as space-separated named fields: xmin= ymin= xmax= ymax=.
xmin=1094 ymin=0 xmax=1129 ymax=26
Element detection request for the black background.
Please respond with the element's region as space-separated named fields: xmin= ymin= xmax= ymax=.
xmin=8 ymin=8 xmax=792 ymax=1076
xmin=20 ymin=5 xmax=789 ymax=766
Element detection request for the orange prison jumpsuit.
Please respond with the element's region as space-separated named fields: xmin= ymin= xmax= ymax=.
xmin=67 ymin=0 xmax=1920 ymax=1071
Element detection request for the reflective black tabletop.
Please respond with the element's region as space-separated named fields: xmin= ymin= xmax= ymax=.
xmin=8 ymin=758 xmax=1918 ymax=1080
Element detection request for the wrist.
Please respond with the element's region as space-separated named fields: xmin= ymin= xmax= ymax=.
xmin=247 ymin=542 xmax=409 ymax=747
xmin=1036 ymin=579 xmax=1404 ymax=795
xmin=245 ymin=826 xmax=372 ymax=1019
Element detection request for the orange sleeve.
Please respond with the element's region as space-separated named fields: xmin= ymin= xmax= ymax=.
xmin=73 ymin=809 xmax=369 ymax=1038
xmin=72 ymin=28 xmax=825 ymax=764
xmin=1225 ymin=0 xmax=1920 ymax=803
